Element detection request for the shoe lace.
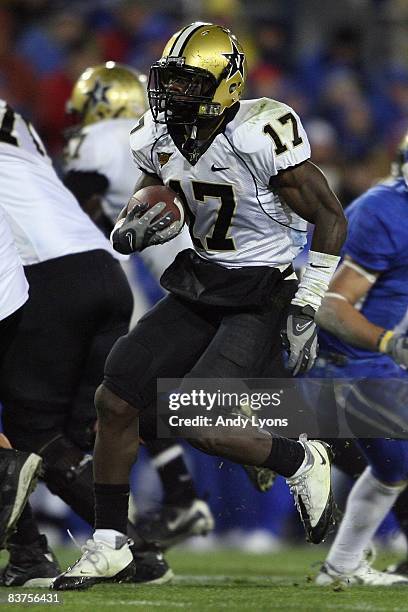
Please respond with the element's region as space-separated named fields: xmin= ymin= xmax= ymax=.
xmin=66 ymin=530 xmax=109 ymax=575
xmin=362 ymin=562 xmax=385 ymax=578
xmin=362 ymin=545 xmax=376 ymax=566
xmin=288 ymin=434 xmax=313 ymax=515
xmin=356 ymin=560 xmax=390 ymax=582
xmin=289 ymin=476 xmax=312 ymax=515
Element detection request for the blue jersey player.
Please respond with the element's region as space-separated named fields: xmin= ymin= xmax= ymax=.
xmin=311 ymin=133 xmax=408 ymax=586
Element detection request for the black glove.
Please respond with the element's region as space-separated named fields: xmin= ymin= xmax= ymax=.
xmin=281 ymin=304 xmax=318 ymax=376
xmin=111 ymin=201 xmax=183 ymax=254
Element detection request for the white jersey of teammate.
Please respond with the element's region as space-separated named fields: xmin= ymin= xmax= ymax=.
xmin=0 ymin=206 xmax=28 ymax=321
xmin=0 ymin=100 xmax=118 ymax=267
xmin=64 ymin=117 xmax=191 ymax=279
xmin=130 ymin=98 xmax=311 ymax=269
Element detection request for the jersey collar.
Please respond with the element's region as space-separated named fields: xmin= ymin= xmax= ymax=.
xmin=168 ymin=103 xmax=240 ymax=166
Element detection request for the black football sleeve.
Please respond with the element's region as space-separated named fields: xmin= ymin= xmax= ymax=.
xmin=63 ymin=170 xmax=109 ymax=206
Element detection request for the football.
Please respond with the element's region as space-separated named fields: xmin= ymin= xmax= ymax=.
xmin=128 ymin=185 xmax=185 ymax=227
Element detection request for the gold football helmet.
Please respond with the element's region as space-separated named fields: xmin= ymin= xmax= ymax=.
xmin=67 ymin=62 xmax=148 ymax=126
xmin=148 ymin=22 xmax=247 ymax=126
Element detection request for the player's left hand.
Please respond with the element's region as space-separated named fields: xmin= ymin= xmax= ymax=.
xmin=382 ymin=332 xmax=408 ymax=369
xmin=281 ymin=305 xmax=318 ymax=376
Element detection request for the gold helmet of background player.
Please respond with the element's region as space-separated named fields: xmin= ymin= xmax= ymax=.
xmin=67 ymin=62 xmax=148 ymax=126
xmin=148 ymin=22 xmax=247 ymax=125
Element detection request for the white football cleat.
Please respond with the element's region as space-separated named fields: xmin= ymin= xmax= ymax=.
xmin=286 ymin=435 xmax=334 ymax=544
xmin=316 ymin=560 xmax=408 ymax=586
xmin=386 ymin=559 xmax=408 ymax=576
xmin=52 ymin=536 xmax=135 ymax=590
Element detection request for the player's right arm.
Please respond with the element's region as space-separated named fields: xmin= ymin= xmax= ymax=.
xmin=134 ymin=171 xmax=163 ymax=192
xmin=111 ymin=117 xmax=175 ymax=254
xmin=114 ymin=172 xmax=163 ymax=226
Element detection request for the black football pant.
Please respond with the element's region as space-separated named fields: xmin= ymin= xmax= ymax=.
xmin=0 ymin=250 xmax=133 ymax=452
xmin=0 ymin=306 xmax=24 ymax=364
xmin=103 ymin=282 xmax=297 ymax=427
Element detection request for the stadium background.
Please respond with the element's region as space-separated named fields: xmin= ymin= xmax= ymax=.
xmin=1 ymin=0 xmax=407 ymax=552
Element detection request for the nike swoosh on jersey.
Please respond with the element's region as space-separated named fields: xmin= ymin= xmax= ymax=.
xmin=211 ymin=164 xmax=229 ymax=172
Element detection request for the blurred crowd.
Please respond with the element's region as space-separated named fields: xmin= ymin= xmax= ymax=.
xmin=0 ymin=0 xmax=407 ymax=207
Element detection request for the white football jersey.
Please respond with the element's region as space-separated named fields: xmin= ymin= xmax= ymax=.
xmin=64 ymin=116 xmax=192 ymax=280
xmin=0 ymin=206 xmax=28 ymax=321
xmin=64 ymin=118 xmax=140 ymax=224
xmin=130 ymin=98 xmax=311 ymax=269
xmin=0 ymin=100 xmax=119 ymax=266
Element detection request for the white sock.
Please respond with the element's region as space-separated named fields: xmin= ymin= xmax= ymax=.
xmin=94 ymin=529 xmax=127 ymax=548
xmin=327 ymin=467 xmax=405 ymax=574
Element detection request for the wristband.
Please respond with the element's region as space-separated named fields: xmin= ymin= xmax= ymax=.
xmin=377 ymin=330 xmax=394 ymax=353
xmin=292 ymin=250 xmax=340 ymax=311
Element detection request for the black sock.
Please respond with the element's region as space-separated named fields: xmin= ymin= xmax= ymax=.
xmin=147 ymin=441 xmax=197 ymax=506
xmin=8 ymin=502 xmax=41 ymax=547
xmin=327 ymin=438 xmax=366 ymax=478
xmin=261 ymin=435 xmax=305 ymax=478
xmin=94 ymin=483 xmax=129 ymax=534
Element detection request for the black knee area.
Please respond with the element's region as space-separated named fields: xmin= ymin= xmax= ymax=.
xmin=66 ymin=405 xmax=96 ymax=452
xmin=103 ymin=335 xmax=153 ymax=410
xmin=139 ymin=404 xmax=158 ymax=442
xmin=95 ymin=384 xmax=137 ymax=424
xmin=39 ymin=435 xmax=94 ymax=525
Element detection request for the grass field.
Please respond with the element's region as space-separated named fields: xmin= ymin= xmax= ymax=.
xmin=0 ymin=546 xmax=406 ymax=611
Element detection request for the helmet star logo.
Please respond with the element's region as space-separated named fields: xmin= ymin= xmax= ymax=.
xmin=86 ymin=80 xmax=111 ymax=106
xmin=222 ymin=41 xmax=245 ymax=79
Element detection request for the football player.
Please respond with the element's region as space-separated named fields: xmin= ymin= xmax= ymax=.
xmin=309 ymin=132 xmax=408 ymax=586
xmin=0 ymin=100 xmax=171 ymax=586
xmin=63 ymin=63 xmax=215 ymax=549
xmin=0 ymin=209 xmax=42 ymax=550
xmin=54 ymin=22 xmax=347 ymax=590
xmin=64 ymin=62 xmax=192 ymax=279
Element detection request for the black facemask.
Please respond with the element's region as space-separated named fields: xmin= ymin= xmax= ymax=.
xmin=148 ymin=63 xmax=219 ymax=127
